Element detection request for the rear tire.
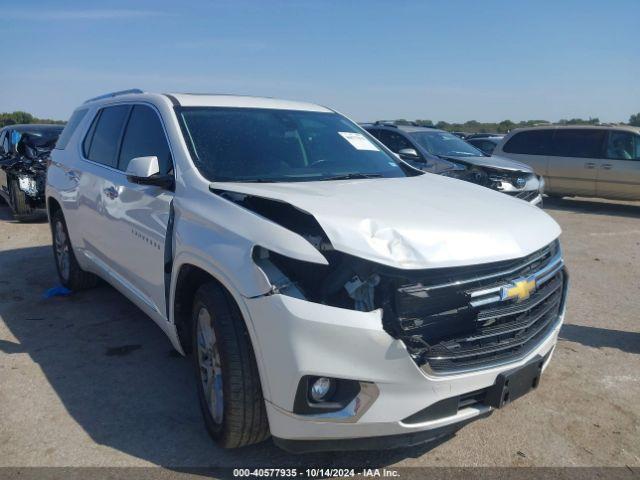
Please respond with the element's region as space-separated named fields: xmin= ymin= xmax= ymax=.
xmin=192 ymin=282 xmax=269 ymax=448
xmin=51 ymin=209 xmax=98 ymax=291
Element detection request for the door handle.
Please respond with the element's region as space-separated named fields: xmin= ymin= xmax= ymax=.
xmin=584 ymin=162 xmax=596 ymax=169
xmin=103 ymin=186 xmax=119 ymax=199
xmin=601 ymin=164 xmax=613 ymax=170
xmin=66 ymin=170 xmax=80 ymax=182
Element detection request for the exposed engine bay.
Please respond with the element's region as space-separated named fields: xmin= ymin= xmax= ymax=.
xmin=440 ymin=157 xmax=537 ymax=193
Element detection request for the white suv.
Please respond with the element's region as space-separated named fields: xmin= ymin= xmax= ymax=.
xmin=46 ymin=90 xmax=568 ymax=453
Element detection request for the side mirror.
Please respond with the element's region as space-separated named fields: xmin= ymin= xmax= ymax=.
xmin=398 ymin=148 xmax=420 ymax=159
xmin=126 ymin=156 xmax=174 ymax=189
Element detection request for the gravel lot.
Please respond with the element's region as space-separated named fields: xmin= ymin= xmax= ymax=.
xmin=0 ymin=197 xmax=638 ymax=469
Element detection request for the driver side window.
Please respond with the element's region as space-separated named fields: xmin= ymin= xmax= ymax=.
xmin=606 ymin=131 xmax=639 ymax=161
xmin=378 ymin=130 xmax=420 ymax=158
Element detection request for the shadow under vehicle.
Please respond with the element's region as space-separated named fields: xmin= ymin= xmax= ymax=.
xmin=0 ymin=124 xmax=64 ymax=221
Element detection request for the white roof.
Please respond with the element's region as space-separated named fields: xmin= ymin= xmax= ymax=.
xmin=168 ymin=93 xmax=332 ymax=112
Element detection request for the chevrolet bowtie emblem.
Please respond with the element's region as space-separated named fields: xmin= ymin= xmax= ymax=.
xmin=501 ymin=277 xmax=536 ymax=302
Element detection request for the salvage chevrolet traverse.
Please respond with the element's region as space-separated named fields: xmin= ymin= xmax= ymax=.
xmin=46 ymin=90 xmax=568 ymax=452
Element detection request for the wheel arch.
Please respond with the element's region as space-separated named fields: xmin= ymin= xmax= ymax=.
xmin=47 ymin=196 xmax=62 ymax=221
xmin=171 ymin=259 xmax=272 ymax=401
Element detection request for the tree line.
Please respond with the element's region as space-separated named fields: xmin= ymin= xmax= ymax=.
xmin=2 ymin=109 xmax=639 ymax=133
xmin=0 ymin=111 xmax=65 ymax=128
xmin=391 ymin=113 xmax=640 ymax=133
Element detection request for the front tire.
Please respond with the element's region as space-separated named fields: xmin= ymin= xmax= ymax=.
xmin=51 ymin=209 xmax=98 ymax=290
xmin=9 ymin=178 xmax=35 ymax=221
xmin=192 ymin=282 xmax=269 ymax=448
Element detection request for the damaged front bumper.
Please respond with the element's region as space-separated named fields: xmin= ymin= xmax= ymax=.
xmin=244 ymin=292 xmax=563 ymax=452
xmin=0 ymin=161 xmax=47 ymax=211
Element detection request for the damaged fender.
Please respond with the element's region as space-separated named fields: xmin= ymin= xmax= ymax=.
xmin=170 ymin=186 xmax=327 ymax=301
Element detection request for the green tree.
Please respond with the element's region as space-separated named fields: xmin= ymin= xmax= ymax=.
xmin=629 ymin=113 xmax=640 ymax=126
xmin=0 ymin=111 xmax=64 ymax=128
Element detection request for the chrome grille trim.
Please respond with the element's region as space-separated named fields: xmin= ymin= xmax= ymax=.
xmin=421 ymin=245 xmax=557 ymax=293
xmin=388 ymin=241 xmax=568 ymax=376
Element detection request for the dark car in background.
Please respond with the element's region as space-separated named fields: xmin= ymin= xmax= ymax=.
xmin=466 ymin=135 xmax=505 ymax=155
xmin=0 ymin=124 xmax=64 ymax=220
xmin=363 ymin=122 xmax=543 ymax=205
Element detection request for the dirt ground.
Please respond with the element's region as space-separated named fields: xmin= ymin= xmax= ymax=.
xmin=0 ymin=197 xmax=638 ymax=469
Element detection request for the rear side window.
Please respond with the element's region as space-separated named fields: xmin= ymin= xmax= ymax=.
xmin=503 ymin=130 xmax=554 ymax=155
xmin=551 ymin=129 xmax=605 ymax=158
xmin=55 ymin=109 xmax=87 ymax=150
xmin=118 ymin=105 xmax=172 ymax=173
xmin=83 ymin=105 xmax=130 ymax=167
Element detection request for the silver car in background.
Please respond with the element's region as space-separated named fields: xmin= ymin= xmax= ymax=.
xmin=494 ymin=125 xmax=640 ymax=201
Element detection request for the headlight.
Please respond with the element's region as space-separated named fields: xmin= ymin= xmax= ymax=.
xmin=17 ymin=175 xmax=38 ymax=197
xmin=253 ymin=246 xmax=383 ymax=312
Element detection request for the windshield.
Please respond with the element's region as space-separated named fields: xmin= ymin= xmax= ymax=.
xmin=410 ymin=131 xmax=483 ymax=157
xmin=178 ymin=107 xmax=409 ymax=182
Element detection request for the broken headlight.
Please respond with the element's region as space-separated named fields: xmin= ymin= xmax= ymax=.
xmin=17 ymin=175 xmax=39 ymax=197
xmin=253 ymin=246 xmax=384 ymax=312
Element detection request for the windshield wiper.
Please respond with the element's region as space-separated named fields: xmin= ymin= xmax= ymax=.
xmin=321 ymin=173 xmax=383 ymax=181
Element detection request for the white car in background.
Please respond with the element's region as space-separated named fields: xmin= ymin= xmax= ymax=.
xmin=46 ymin=90 xmax=568 ymax=452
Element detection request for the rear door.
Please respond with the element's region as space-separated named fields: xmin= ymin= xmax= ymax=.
xmin=597 ymin=130 xmax=640 ymax=200
xmin=98 ymin=104 xmax=174 ymax=318
xmin=77 ymin=104 xmax=131 ymax=271
xmin=546 ymin=129 xmax=606 ymax=196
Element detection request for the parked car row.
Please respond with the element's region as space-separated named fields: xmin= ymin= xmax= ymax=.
xmin=45 ymin=90 xmax=567 ymax=453
xmin=6 ymin=89 xmax=636 ymax=453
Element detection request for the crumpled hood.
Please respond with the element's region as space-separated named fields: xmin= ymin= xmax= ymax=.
xmin=443 ymin=154 xmax=534 ymax=173
xmin=210 ymin=174 xmax=560 ymax=269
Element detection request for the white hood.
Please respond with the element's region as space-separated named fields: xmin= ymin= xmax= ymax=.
xmin=210 ymin=174 xmax=561 ymax=270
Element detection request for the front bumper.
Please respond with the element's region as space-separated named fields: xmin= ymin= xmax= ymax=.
xmin=244 ymin=290 xmax=565 ymax=448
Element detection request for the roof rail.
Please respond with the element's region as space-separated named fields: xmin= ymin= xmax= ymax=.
xmin=83 ymin=89 xmax=144 ymax=104
xmin=373 ymin=120 xmax=399 ymax=128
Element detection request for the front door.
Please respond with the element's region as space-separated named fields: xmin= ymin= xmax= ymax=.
xmin=597 ymin=130 xmax=640 ymax=200
xmin=98 ymin=104 xmax=175 ymax=318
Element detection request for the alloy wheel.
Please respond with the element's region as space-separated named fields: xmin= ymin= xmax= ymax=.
xmin=54 ymin=220 xmax=70 ymax=282
xmin=196 ymin=307 xmax=224 ymax=424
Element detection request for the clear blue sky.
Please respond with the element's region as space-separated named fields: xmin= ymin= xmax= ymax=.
xmin=1 ymin=0 xmax=638 ymax=123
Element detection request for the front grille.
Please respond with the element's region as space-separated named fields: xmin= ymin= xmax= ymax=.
xmin=385 ymin=241 xmax=566 ymax=374
xmin=505 ymin=190 xmax=539 ymax=202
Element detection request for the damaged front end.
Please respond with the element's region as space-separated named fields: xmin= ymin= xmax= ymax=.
xmin=211 ymin=184 xmax=564 ymax=377
xmin=255 ymin=237 xmax=566 ymax=377
xmin=442 ymin=161 xmax=541 ymax=204
xmin=0 ymin=131 xmax=56 ymax=213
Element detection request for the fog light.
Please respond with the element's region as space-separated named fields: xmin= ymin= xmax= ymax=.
xmin=310 ymin=377 xmax=333 ymax=402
